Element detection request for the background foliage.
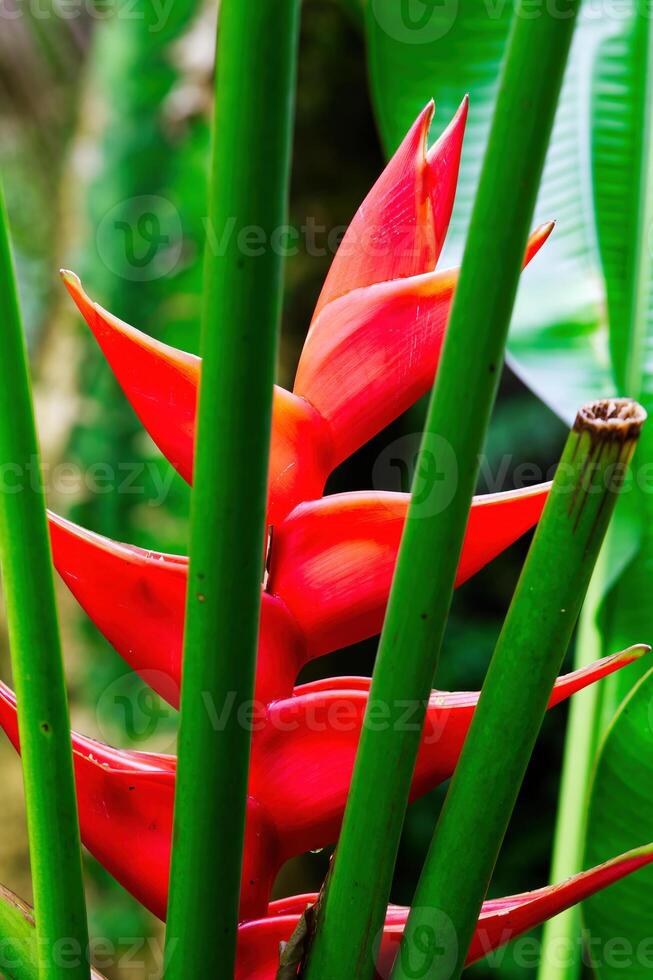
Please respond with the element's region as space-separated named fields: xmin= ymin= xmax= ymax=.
xmin=2 ymin=0 xmax=643 ymax=976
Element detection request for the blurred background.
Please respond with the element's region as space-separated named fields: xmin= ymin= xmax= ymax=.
xmin=0 ymin=0 xmax=570 ymax=975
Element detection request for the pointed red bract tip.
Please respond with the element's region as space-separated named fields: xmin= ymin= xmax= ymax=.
xmin=295 ymin=224 xmax=550 ymax=466
xmin=312 ymin=100 xmax=437 ymax=320
xmin=62 ymin=125 xmax=550 ymax=515
xmin=237 ymin=845 xmax=653 ymax=978
xmin=523 ymin=221 xmax=555 ymax=266
xmin=62 ymin=273 xmax=334 ymax=524
xmin=62 ymin=270 xmax=200 ymax=483
xmin=548 ymin=645 xmax=650 ymax=707
xmin=426 ymin=95 xmax=469 ymax=252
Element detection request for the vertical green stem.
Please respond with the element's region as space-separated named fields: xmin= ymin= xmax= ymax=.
xmin=163 ymin=1 xmax=301 ymax=976
xmin=302 ymin=2 xmax=580 ymax=978
xmin=536 ymin=557 xmax=606 ymax=980
xmin=392 ymin=401 xmax=645 ymax=980
xmin=0 ymin=182 xmax=89 ymax=977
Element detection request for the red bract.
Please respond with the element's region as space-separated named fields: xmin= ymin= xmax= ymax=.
xmin=61 ymin=101 xmax=553 ymax=526
xmin=237 ymin=845 xmax=653 ymax=980
xmin=48 ymin=484 xmax=549 ymax=707
xmin=0 ymin=102 xmax=594 ymax=970
xmin=0 ymin=648 xmax=644 ymax=922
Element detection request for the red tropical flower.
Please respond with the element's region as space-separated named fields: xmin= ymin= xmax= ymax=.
xmin=48 ymin=483 xmax=548 ymax=706
xmin=0 ymin=648 xmax=644 ymax=922
xmin=1 ymin=101 xmax=636 ymax=980
xmin=237 ymin=845 xmax=653 ymax=980
xmin=61 ymin=100 xmax=552 ymax=529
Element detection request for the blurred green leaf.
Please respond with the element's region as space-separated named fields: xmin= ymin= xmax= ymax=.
xmin=338 ymin=0 xmax=365 ymax=28
xmin=366 ymin=5 xmax=653 ymax=975
xmin=364 ymin=0 xmax=653 ymax=420
xmin=584 ymin=667 xmax=653 ymax=978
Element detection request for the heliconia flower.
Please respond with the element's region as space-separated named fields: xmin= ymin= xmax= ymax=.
xmin=61 ymin=99 xmax=553 ymax=527
xmin=0 ymin=647 xmax=645 ymax=922
xmin=237 ymin=844 xmax=653 ymax=980
xmin=47 ymin=484 xmax=549 ymax=707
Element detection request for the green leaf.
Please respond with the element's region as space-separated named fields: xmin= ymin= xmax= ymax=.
xmin=0 ymin=884 xmax=108 ymax=980
xmin=338 ymin=0 xmax=365 ymax=28
xmin=0 ymin=883 xmax=38 ymax=980
xmin=594 ymin=1 xmax=653 ymax=713
xmin=365 ymin=0 xmax=653 ymax=420
xmin=366 ymin=6 xmax=653 ymax=977
xmin=583 ymin=667 xmax=653 ymax=978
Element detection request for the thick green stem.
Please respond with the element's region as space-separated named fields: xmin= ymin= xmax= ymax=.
xmin=0 ymin=182 xmax=89 ymax=977
xmin=163 ymin=1 xmax=300 ymax=976
xmin=391 ymin=400 xmax=645 ymax=980
xmin=302 ymin=3 xmax=580 ymax=978
xmin=536 ymin=557 xmax=606 ymax=980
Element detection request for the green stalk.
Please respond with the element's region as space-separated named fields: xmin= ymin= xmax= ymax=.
xmin=0 ymin=182 xmax=89 ymax=977
xmin=536 ymin=556 xmax=606 ymax=980
xmin=303 ymin=3 xmax=580 ymax=978
xmin=163 ymin=1 xmax=301 ymax=976
xmin=392 ymin=400 xmax=645 ymax=980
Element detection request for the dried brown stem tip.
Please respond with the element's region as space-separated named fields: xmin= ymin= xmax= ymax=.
xmin=574 ymin=398 xmax=647 ymax=442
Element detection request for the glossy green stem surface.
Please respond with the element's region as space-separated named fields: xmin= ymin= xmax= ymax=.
xmin=392 ymin=402 xmax=645 ymax=980
xmin=536 ymin=557 xmax=607 ymax=980
xmin=0 ymin=181 xmax=89 ymax=978
xmin=303 ymin=2 xmax=581 ymax=978
xmin=163 ymin=1 xmax=300 ymax=976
